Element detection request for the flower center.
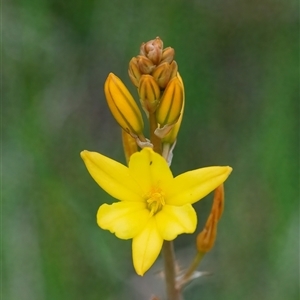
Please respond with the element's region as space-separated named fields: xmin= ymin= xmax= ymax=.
xmin=146 ymin=188 xmax=165 ymax=216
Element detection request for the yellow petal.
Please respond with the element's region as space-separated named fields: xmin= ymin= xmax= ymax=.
xmin=128 ymin=148 xmax=173 ymax=194
xmin=97 ymin=202 xmax=150 ymax=239
xmin=155 ymin=204 xmax=197 ymax=240
xmin=81 ymin=150 xmax=144 ymax=202
xmin=132 ymin=218 xmax=163 ymax=276
xmin=167 ymin=166 xmax=232 ymax=206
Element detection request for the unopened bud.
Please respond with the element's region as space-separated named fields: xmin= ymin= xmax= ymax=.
xmin=161 ymin=47 xmax=175 ymax=64
xmin=128 ymin=57 xmax=141 ymax=87
xmin=212 ymin=184 xmax=224 ymax=221
xmin=196 ymin=184 xmax=225 ymax=253
xmin=104 ymin=73 xmax=144 ymax=137
xmin=169 ymin=61 xmax=178 ymax=80
xmin=137 ymin=56 xmax=155 ymax=74
xmin=138 ymin=75 xmax=161 ymax=114
xmin=152 ymin=62 xmax=172 ymax=89
xmin=155 ymin=76 xmax=183 ymax=137
xmin=140 ymin=37 xmax=163 ymax=65
xmin=162 ymin=73 xmax=184 ymax=144
xmin=196 ymin=213 xmax=218 ymax=253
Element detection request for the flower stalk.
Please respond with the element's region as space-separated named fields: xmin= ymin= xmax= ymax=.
xmin=178 ymin=251 xmax=205 ymax=289
xmin=162 ymin=241 xmax=182 ymax=300
xmin=80 ymin=36 xmax=232 ymax=300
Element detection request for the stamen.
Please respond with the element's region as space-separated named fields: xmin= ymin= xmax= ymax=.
xmin=146 ymin=189 xmax=165 ymax=216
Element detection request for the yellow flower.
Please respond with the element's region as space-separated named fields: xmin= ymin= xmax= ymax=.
xmin=80 ymin=148 xmax=232 ymax=276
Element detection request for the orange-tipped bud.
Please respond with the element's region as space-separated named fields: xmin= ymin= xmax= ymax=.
xmin=156 ymin=76 xmax=184 ymax=127
xmin=161 ymin=47 xmax=175 ymax=64
xmin=128 ymin=57 xmax=141 ymax=87
xmin=140 ymin=37 xmax=163 ymax=65
xmin=196 ymin=184 xmax=225 ymax=253
xmin=196 ymin=213 xmax=218 ymax=253
xmin=212 ymin=184 xmax=225 ymax=221
xmin=137 ymin=56 xmax=155 ymax=74
xmin=104 ymin=73 xmax=144 ymax=137
xmin=138 ymin=75 xmax=161 ymax=113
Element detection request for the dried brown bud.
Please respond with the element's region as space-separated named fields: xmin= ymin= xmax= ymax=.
xmin=140 ymin=37 xmax=163 ymax=65
xmin=161 ymin=47 xmax=175 ymax=64
xmin=128 ymin=57 xmax=142 ymax=87
xmin=137 ymin=55 xmax=155 ymax=74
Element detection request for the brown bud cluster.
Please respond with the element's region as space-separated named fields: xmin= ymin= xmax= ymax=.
xmin=128 ymin=37 xmax=178 ymax=90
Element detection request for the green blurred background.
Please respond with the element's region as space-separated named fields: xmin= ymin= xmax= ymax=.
xmin=4 ymin=0 xmax=299 ymax=299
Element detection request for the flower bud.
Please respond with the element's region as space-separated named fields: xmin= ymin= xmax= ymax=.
xmin=196 ymin=213 xmax=217 ymax=253
xmin=169 ymin=60 xmax=178 ymax=80
xmin=140 ymin=37 xmax=163 ymax=65
xmin=212 ymin=184 xmax=224 ymax=221
xmin=162 ymin=73 xmax=184 ymax=144
xmin=196 ymin=184 xmax=225 ymax=253
xmin=104 ymin=73 xmax=144 ymax=137
xmin=137 ymin=56 xmax=155 ymax=74
xmin=156 ymin=76 xmax=183 ymax=127
xmin=152 ymin=62 xmax=172 ymax=89
xmin=160 ymin=47 xmax=175 ymax=64
xmin=128 ymin=57 xmax=141 ymax=87
xmin=138 ymin=75 xmax=161 ymax=114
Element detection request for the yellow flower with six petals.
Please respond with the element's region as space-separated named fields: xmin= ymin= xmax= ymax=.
xmin=81 ymin=148 xmax=232 ymax=276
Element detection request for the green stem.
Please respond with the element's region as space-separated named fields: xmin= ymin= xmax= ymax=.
xmin=162 ymin=241 xmax=182 ymax=300
xmin=178 ymin=251 xmax=205 ymax=289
